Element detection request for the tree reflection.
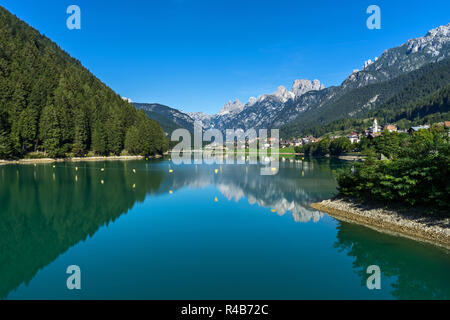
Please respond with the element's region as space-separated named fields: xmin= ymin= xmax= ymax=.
xmin=0 ymin=161 xmax=163 ymax=299
xmin=0 ymin=158 xmax=341 ymax=299
xmin=334 ymin=221 xmax=450 ymax=299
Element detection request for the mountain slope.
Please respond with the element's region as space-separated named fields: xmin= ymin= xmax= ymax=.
xmin=142 ymin=23 xmax=449 ymax=137
xmin=281 ymin=57 xmax=450 ymax=137
xmin=134 ymin=103 xmax=195 ymax=135
xmin=276 ymin=24 xmax=450 ymax=136
xmin=0 ymin=6 xmax=168 ymax=158
xmin=185 ymin=79 xmax=325 ymax=131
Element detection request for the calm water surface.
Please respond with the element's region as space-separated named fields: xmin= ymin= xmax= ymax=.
xmin=1 ymin=158 xmax=449 ymax=300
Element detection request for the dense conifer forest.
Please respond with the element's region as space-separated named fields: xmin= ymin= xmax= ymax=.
xmin=0 ymin=7 xmax=168 ymax=159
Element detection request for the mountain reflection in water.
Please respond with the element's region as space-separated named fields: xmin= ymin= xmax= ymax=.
xmin=2 ymin=158 xmax=449 ymax=300
xmin=0 ymin=158 xmax=338 ymax=298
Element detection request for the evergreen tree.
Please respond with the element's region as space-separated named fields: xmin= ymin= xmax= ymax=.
xmin=0 ymin=129 xmax=12 ymax=159
xmin=18 ymin=107 xmax=38 ymax=153
xmin=125 ymin=126 xmax=141 ymax=155
xmin=91 ymin=121 xmax=108 ymax=156
xmin=72 ymin=107 xmax=89 ymax=156
xmin=39 ymin=104 xmax=61 ymax=157
xmin=106 ymin=110 xmax=124 ymax=156
xmin=0 ymin=6 xmax=168 ymax=159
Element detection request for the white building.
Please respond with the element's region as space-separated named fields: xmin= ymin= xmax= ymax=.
xmin=370 ymin=118 xmax=382 ymax=134
xmin=348 ymin=133 xmax=360 ymax=144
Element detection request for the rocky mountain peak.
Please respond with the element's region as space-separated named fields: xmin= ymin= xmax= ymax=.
xmin=248 ymin=96 xmax=257 ymax=106
xmin=406 ymin=23 xmax=450 ymax=55
xmin=218 ymin=99 xmax=245 ymax=116
xmin=291 ymin=79 xmax=324 ymax=97
xmin=273 ymin=86 xmax=295 ymax=102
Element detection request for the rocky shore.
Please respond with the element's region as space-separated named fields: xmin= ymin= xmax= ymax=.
xmin=312 ymin=198 xmax=450 ymax=250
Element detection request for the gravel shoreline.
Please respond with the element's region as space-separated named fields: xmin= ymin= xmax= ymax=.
xmin=312 ymin=198 xmax=450 ymax=250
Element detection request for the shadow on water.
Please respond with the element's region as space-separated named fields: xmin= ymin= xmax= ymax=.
xmin=334 ymin=221 xmax=450 ymax=300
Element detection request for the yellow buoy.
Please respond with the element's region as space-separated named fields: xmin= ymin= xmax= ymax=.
xmin=214 ymin=169 xmax=219 ymax=174
xmin=302 ymin=157 xmax=305 ymax=160
xmin=132 ymin=184 xmax=136 ymax=189
xmin=75 ymin=167 xmax=78 ymax=171
xmin=169 ymin=169 xmax=173 ymax=173
xmin=302 ymin=171 xmax=305 ymax=177
xmin=169 ymin=190 xmax=173 ymax=194
xmin=271 ymin=209 xmax=276 ymax=213
xmin=133 ymin=169 xmax=136 ymax=173
xmin=101 ymin=180 xmax=104 ymax=184
xmin=101 ymin=168 xmax=105 ymax=172
xmin=214 ymin=197 xmax=218 ymax=202
xmin=52 ymin=165 xmax=56 ymax=168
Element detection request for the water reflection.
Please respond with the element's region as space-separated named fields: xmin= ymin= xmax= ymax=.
xmin=163 ymin=160 xmax=338 ymax=223
xmin=334 ymin=222 xmax=450 ymax=299
xmin=0 ymin=158 xmax=337 ymax=298
xmin=1 ymin=158 xmax=448 ymax=300
xmin=0 ymin=161 xmax=163 ymax=299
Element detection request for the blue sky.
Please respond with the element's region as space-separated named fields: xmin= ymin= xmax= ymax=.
xmin=1 ymin=0 xmax=449 ymax=114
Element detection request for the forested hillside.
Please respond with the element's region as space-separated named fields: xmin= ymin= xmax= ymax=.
xmin=134 ymin=103 xmax=195 ymax=133
xmin=0 ymin=6 xmax=168 ymax=159
xmin=281 ymin=57 xmax=450 ymax=138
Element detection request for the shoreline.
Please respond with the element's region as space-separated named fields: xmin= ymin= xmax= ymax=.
xmin=312 ymin=198 xmax=450 ymax=250
xmin=0 ymin=155 xmax=163 ymax=165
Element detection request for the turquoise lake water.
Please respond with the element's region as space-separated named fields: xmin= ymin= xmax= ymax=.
xmin=1 ymin=158 xmax=449 ymax=300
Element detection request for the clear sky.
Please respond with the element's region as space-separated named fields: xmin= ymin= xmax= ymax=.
xmin=1 ymin=0 xmax=449 ymax=114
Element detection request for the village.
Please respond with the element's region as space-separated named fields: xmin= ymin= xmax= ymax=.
xmin=278 ymin=119 xmax=450 ymax=149
xmin=200 ymin=118 xmax=449 ymax=153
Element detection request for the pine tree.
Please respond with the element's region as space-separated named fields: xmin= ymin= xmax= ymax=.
xmin=18 ymin=107 xmax=38 ymax=153
xmin=0 ymin=129 xmax=12 ymax=159
xmin=39 ymin=104 xmax=62 ymax=157
xmin=125 ymin=126 xmax=141 ymax=155
xmin=106 ymin=110 xmax=124 ymax=155
xmin=72 ymin=107 xmax=89 ymax=156
xmin=91 ymin=121 xmax=108 ymax=155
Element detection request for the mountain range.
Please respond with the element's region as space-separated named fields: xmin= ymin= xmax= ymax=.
xmin=136 ymin=23 xmax=450 ymax=138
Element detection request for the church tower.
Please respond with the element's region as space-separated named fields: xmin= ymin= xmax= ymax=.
xmin=373 ymin=118 xmax=379 ymax=134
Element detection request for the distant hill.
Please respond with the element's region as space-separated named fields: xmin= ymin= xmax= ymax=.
xmin=134 ymin=103 xmax=195 ymax=135
xmin=0 ymin=6 xmax=167 ymax=159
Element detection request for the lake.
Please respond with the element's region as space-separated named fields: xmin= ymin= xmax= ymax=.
xmin=1 ymin=158 xmax=449 ymax=300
